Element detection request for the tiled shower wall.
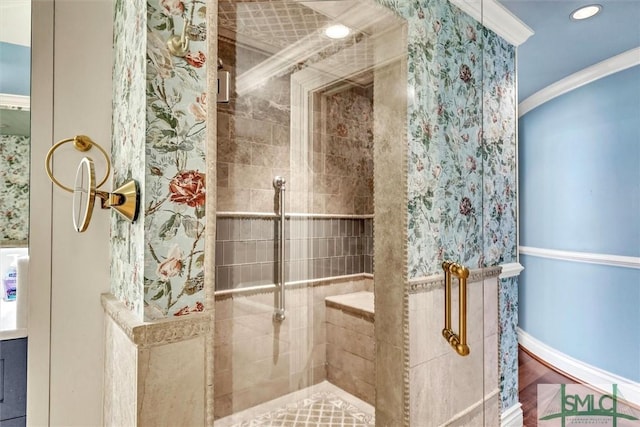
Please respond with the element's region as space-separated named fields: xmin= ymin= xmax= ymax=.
xmin=376 ymin=0 xmax=519 ymax=417
xmin=214 ymin=277 xmax=373 ymax=418
xmin=215 ymin=216 xmax=373 ymax=290
xmin=217 ymin=37 xmax=374 ymax=216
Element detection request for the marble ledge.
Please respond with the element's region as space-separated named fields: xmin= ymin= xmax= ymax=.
xmin=325 ymin=291 xmax=375 ymax=322
xmin=407 ymin=265 xmax=503 ymax=294
xmin=101 ymin=293 xmax=211 ymax=349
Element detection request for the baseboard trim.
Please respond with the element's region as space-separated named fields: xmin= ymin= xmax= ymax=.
xmin=518 ymin=328 xmax=640 ymax=406
xmin=501 ymin=402 xmax=523 ymax=427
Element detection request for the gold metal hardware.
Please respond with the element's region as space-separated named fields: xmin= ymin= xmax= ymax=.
xmin=167 ymin=18 xmax=190 ymax=57
xmin=45 ymin=135 xmax=111 ymax=192
xmin=442 ymin=260 xmax=470 ymax=356
xmin=102 ymin=179 xmax=140 ymax=223
xmin=72 ymin=157 xmax=140 ymax=232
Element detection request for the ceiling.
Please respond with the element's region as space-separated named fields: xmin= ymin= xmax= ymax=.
xmin=1 ymin=0 xmax=636 ymax=105
xmin=219 ymin=0 xmax=639 ymax=104
xmin=497 ymin=0 xmax=640 ymax=102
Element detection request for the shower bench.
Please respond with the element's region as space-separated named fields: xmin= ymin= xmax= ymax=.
xmin=325 ymin=291 xmax=375 ymax=405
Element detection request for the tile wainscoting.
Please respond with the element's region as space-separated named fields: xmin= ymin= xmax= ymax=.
xmin=101 ymin=294 xmax=211 ymax=426
xmin=214 ymin=276 xmax=373 ymax=419
xmin=215 ymin=215 xmax=374 ymax=291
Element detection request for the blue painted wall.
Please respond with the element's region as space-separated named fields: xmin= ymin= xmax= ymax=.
xmin=0 ymin=43 xmax=30 ymax=96
xmin=519 ymin=65 xmax=640 ymax=381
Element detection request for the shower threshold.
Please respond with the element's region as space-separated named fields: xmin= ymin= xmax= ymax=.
xmin=215 ymin=381 xmax=375 ymax=426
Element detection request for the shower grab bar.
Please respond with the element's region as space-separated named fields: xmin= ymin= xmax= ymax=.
xmin=273 ymin=176 xmax=286 ymax=322
xmin=442 ymin=260 xmax=470 ymax=356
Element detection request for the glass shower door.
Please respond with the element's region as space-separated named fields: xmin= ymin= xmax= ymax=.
xmin=212 ymin=0 xmax=503 ymax=425
xmin=214 ymin=0 xmax=406 ymax=424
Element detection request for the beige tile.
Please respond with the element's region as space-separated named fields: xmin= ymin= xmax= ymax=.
xmin=251 ymin=143 xmax=289 ymax=168
xmin=103 ymin=316 xmax=137 ymax=427
xmin=250 ymin=189 xmax=277 ymax=212
xmin=230 ymin=334 xmax=290 ymax=365
xmin=327 ymin=365 xmax=375 ymax=406
xmin=228 ymin=163 xmax=274 ymax=191
xmin=338 ymin=326 xmax=375 ymax=360
xmin=342 ymin=311 xmax=374 ymax=337
xmin=484 ymin=392 xmax=500 ymax=427
xmin=271 ymin=123 xmax=289 ymax=147
xmin=231 ymin=353 xmax=291 ymax=391
xmin=410 ymin=356 xmax=452 ymax=426
xmin=218 ymin=137 xmax=252 ymax=165
xmin=214 ymin=343 xmax=232 ymax=373
xmin=484 ymin=333 xmax=499 ymax=393
xmin=214 ymin=394 xmax=233 ymax=420
xmin=450 ymin=342 xmax=485 ymax=416
xmin=375 ymin=283 xmax=404 ymax=347
xmin=217 ymin=112 xmax=230 ymax=139
xmin=326 ymin=306 xmax=342 ymax=326
xmin=375 ymin=342 xmax=404 ymax=422
xmin=215 ymin=297 xmax=233 ymax=320
xmin=232 ymin=116 xmax=273 ymax=145
xmin=214 ymin=369 xmax=233 ymax=398
xmin=233 ymin=376 xmax=291 ymax=413
xmin=483 ymin=277 xmax=499 ymax=337
xmin=326 ymin=323 xmax=342 ymax=345
xmin=217 ymin=162 xmax=229 ymax=188
xmin=467 ymin=278 xmax=486 ymax=346
xmin=137 ymin=337 xmax=206 ymax=426
xmin=217 ymin=187 xmax=250 ymax=211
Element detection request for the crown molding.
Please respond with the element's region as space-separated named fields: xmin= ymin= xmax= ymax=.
xmin=519 ymin=47 xmax=640 ymax=117
xmin=0 ymin=93 xmax=30 ymax=110
xmin=448 ymin=0 xmax=534 ymax=47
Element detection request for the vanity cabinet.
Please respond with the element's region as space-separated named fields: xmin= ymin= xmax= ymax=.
xmin=0 ymin=338 xmax=27 ymax=426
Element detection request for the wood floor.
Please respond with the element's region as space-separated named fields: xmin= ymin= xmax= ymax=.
xmin=518 ymin=346 xmax=577 ymax=427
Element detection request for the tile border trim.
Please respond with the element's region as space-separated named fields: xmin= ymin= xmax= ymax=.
xmin=101 ymin=293 xmax=211 ymax=348
xmin=216 ymin=212 xmax=374 ymax=219
xmin=213 ymin=273 xmax=371 ymax=299
xmin=407 ymin=265 xmax=503 ymax=294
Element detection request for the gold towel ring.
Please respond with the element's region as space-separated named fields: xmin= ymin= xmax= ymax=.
xmin=45 ymin=135 xmax=111 ymax=192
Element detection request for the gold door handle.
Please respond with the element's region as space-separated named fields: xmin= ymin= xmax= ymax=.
xmin=442 ymin=260 xmax=470 ymax=356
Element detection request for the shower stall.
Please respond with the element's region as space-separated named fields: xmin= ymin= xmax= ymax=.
xmin=211 ymin=0 xmax=517 ymax=424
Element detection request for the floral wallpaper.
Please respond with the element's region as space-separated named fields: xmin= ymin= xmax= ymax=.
xmin=111 ymin=0 xmax=207 ymax=319
xmin=144 ymin=0 xmax=207 ymax=319
xmin=482 ymin=32 xmax=517 ymax=267
xmin=0 ymin=135 xmax=29 ymax=244
xmin=379 ymin=0 xmax=519 ymax=414
xmin=499 ymin=276 xmax=519 ymax=411
xmin=482 ymin=30 xmax=519 ymax=412
xmin=402 ymin=0 xmax=485 ymax=277
xmin=111 ymin=0 xmax=146 ymax=318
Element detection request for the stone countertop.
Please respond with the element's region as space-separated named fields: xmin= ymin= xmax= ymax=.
xmin=0 ymin=299 xmax=26 ymax=340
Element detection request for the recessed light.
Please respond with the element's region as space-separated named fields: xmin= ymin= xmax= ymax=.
xmin=324 ymin=24 xmax=351 ymax=39
xmin=570 ymin=4 xmax=602 ymax=20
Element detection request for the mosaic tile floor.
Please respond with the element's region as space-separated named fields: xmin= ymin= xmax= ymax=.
xmin=216 ymin=381 xmax=375 ymax=427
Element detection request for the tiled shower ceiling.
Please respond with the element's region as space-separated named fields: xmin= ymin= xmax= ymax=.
xmin=218 ymin=0 xmax=332 ymax=51
xmin=218 ymin=0 xmax=404 ymax=88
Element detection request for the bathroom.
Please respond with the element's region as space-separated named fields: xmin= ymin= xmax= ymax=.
xmin=0 ymin=3 xmax=30 ymax=424
xmin=103 ymin=0 xmax=523 ymax=424
xmin=17 ymin=0 xmax=531 ymax=425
